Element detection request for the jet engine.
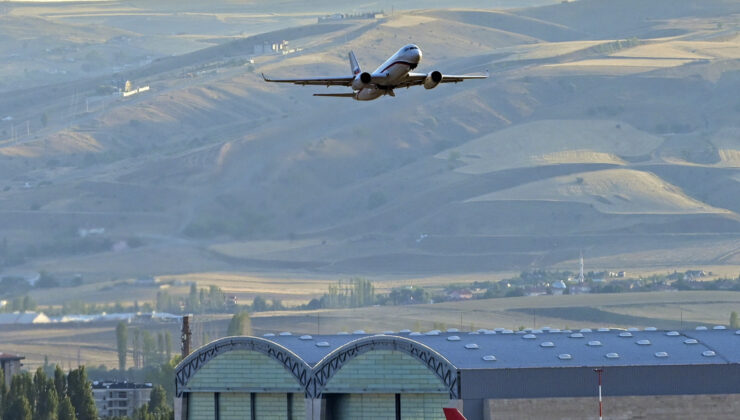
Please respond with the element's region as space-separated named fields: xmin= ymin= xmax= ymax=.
xmin=423 ymin=71 xmax=442 ymax=89
xmin=351 ymin=72 xmax=372 ymax=90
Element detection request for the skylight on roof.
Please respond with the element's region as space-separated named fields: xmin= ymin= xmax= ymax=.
xmin=702 ymin=350 xmax=716 ymax=357
xmin=713 ymin=326 xmax=726 ymax=330
xmin=409 ymin=332 xmax=422 ymax=336
xmin=619 ymin=332 xmax=633 ymax=337
xmin=299 ymin=335 xmax=313 ymax=340
xmin=654 ymin=352 xmax=669 ymax=358
xmin=558 ymin=354 xmax=572 ymax=360
xmin=580 ymin=328 xmax=592 ymax=333
xmin=263 ymin=333 xmax=276 ymax=337
xmin=696 ymin=326 xmax=708 ymax=330
xmin=523 ymin=334 xmax=536 ymax=339
xmin=447 ymin=336 xmax=461 ymax=341
xmin=279 ymin=332 xmax=292 ymax=336
xmin=598 ymin=328 xmax=610 ymax=332
xmin=684 ymin=339 xmax=699 ymax=344
xmin=570 ymin=333 xmax=584 ymax=338
xmin=399 ymin=329 xmax=411 ymax=333
xmin=636 ymin=340 xmax=651 ymax=345
xmin=353 ymin=330 xmax=365 ymax=335
xmin=605 ymin=352 xmax=619 ymax=359
xmin=465 ymin=343 xmax=479 ymax=349
xmin=644 ymin=327 xmax=657 ymax=331
xmin=316 ymin=341 xmax=330 ymax=347
xmin=588 ymin=341 xmax=602 ymax=347
xmin=666 ymin=331 xmax=680 ymax=336
xmin=540 ymin=341 xmax=555 ymax=348
xmin=501 ymin=329 xmax=514 ymax=334
xmin=425 ymin=330 xmax=441 ymax=336
xmin=482 ymin=355 xmax=497 ymax=361
xmin=447 ymin=328 xmax=459 ymax=333
xmin=627 ymin=327 xmax=640 ymax=332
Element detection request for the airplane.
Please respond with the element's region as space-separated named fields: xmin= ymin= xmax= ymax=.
xmin=443 ymin=407 xmax=467 ymax=420
xmin=261 ymin=44 xmax=487 ymax=100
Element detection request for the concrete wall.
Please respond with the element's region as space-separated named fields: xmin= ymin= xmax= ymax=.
xmin=485 ymin=394 xmax=740 ymax=420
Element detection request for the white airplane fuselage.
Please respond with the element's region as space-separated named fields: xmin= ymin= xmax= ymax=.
xmin=355 ymin=44 xmax=422 ymax=100
xmin=262 ymin=44 xmax=486 ymax=100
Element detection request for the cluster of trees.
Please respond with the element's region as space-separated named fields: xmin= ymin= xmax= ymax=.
xmin=304 ymin=278 xmax=376 ymax=310
xmin=0 ymin=296 xmax=36 ymax=313
xmin=0 ymin=365 xmax=95 ymax=420
xmin=156 ymin=285 xmax=230 ymax=314
xmin=115 ymin=323 xmax=173 ymax=371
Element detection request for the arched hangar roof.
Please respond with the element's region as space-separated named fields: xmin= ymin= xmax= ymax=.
xmin=175 ymin=328 xmax=740 ymax=398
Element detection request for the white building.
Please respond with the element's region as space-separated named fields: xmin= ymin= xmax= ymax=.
xmin=0 ymin=312 xmax=51 ymax=324
xmin=92 ymin=381 xmax=153 ymax=418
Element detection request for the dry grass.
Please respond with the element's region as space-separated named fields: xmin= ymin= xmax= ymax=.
xmin=439 ymin=120 xmax=662 ymax=174
xmin=469 ymin=168 xmax=728 ymax=215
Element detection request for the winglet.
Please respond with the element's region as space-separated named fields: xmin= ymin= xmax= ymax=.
xmin=261 ymin=73 xmax=269 ymax=81
xmin=443 ymin=408 xmax=467 ymax=420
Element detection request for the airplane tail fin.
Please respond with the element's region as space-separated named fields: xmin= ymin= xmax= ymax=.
xmin=349 ymin=51 xmax=361 ymax=76
xmin=443 ymin=408 xmax=467 ymax=420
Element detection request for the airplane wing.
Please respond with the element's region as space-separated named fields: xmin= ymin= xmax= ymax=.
xmin=400 ymin=72 xmax=488 ymax=88
xmin=261 ymin=73 xmax=354 ymax=87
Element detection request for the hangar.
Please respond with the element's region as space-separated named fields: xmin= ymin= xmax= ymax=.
xmin=174 ymin=327 xmax=740 ymax=420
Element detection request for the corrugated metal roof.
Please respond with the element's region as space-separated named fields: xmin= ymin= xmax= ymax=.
xmin=263 ymin=329 xmax=740 ymax=369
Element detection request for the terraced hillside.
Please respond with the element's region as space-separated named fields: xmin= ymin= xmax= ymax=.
xmin=1 ymin=0 xmax=739 ymax=283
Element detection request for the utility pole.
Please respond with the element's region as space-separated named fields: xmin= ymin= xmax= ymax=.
xmin=594 ymin=368 xmax=604 ymax=420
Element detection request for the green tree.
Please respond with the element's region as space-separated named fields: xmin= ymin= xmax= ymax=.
xmin=34 ymin=370 xmax=58 ymax=420
xmin=66 ymin=367 xmax=96 ymax=420
xmin=116 ymin=321 xmax=128 ymax=372
xmin=53 ymin=366 xmax=66 ymax=401
xmin=226 ymin=311 xmax=252 ymax=336
xmin=4 ymin=395 xmax=31 ymax=420
xmin=142 ymin=331 xmax=157 ymax=367
xmin=251 ymin=295 xmax=268 ymax=312
xmin=164 ymin=332 xmax=172 ymax=362
xmin=147 ymin=385 xmax=168 ymax=415
xmin=0 ymin=367 xmax=7 ymax=416
xmin=57 ymin=396 xmax=76 ymax=420
xmin=731 ymin=311 xmax=739 ymax=329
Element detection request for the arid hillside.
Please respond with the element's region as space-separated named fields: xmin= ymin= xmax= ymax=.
xmin=1 ymin=0 xmax=740 ymax=283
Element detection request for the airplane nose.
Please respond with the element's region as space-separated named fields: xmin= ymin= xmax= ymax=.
xmin=412 ymin=48 xmax=422 ymax=64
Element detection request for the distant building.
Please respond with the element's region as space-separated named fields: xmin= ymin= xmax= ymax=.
xmin=447 ymin=289 xmax=473 ymax=300
xmin=0 ymin=312 xmax=51 ymax=325
xmin=684 ymin=270 xmax=708 ymax=280
xmin=0 ymin=352 xmax=24 ymax=387
xmin=92 ymin=381 xmax=153 ymax=418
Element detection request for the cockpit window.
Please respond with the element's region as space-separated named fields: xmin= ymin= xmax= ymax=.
xmin=404 ymin=46 xmax=418 ymax=51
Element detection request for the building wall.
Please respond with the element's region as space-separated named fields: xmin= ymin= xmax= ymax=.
xmin=189 ymin=393 xmax=215 ymax=420
xmin=220 ymin=393 xmax=250 ymax=420
xmin=400 ymin=393 xmax=449 ymax=420
xmin=187 ymin=350 xmax=303 ymax=392
xmin=485 ymin=394 xmax=740 ymax=420
xmin=322 ymin=350 xmax=448 ymax=393
xmin=190 ymin=392 xmax=304 ymax=420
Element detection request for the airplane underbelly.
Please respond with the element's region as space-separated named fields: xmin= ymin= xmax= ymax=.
xmin=356 ymin=87 xmax=384 ymax=101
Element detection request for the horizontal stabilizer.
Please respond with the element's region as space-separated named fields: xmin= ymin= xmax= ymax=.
xmin=313 ymin=93 xmax=355 ymax=98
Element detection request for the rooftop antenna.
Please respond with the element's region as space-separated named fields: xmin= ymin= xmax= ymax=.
xmin=578 ymin=251 xmax=585 ymax=284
